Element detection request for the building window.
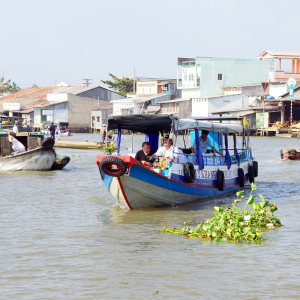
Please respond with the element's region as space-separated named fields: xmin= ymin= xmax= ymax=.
xmin=97 ymin=117 xmax=100 ymax=122
xmin=184 ymin=74 xmax=187 ymax=81
xmin=189 ymin=74 xmax=194 ymax=81
xmin=218 ymin=74 xmax=222 ymax=80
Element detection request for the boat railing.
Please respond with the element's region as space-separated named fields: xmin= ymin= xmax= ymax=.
xmin=174 ymin=148 xmax=252 ymax=166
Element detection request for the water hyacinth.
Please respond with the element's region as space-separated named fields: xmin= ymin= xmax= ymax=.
xmin=161 ymin=183 xmax=282 ymax=243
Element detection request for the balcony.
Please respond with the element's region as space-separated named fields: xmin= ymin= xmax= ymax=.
xmin=177 ymin=79 xmax=200 ymax=89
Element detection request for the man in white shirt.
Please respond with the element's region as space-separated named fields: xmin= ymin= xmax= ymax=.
xmin=192 ymin=130 xmax=222 ymax=155
xmin=154 ymin=134 xmax=185 ymax=163
xmin=13 ymin=123 xmax=19 ymax=133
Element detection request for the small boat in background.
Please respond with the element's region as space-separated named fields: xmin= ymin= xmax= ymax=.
xmin=280 ymin=148 xmax=300 ymax=160
xmin=0 ymin=133 xmax=56 ymax=171
xmin=0 ymin=132 xmax=70 ymax=171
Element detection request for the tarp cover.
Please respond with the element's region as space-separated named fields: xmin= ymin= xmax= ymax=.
xmin=175 ymin=119 xmax=243 ymax=134
xmin=108 ymin=114 xmax=174 ymax=134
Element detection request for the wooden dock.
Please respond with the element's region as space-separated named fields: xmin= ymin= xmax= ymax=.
xmin=54 ymin=139 xmax=105 ymax=150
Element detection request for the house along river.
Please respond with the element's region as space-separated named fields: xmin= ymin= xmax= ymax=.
xmin=1 ymin=134 xmax=300 ymax=299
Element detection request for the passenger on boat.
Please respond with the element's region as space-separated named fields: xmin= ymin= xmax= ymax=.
xmin=192 ymin=130 xmax=222 ymax=155
xmin=135 ymin=142 xmax=155 ymax=165
xmin=154 ymin=134 xmax=185 ymax=163
xmin=8 ymin=134 xmax=26 ymax=153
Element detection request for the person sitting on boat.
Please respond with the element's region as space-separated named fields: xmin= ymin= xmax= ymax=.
xmin=192 ymin=130 xmax=222 ymax=155
xmin=135 ymin=142 xmax=155 ymax=165
xmin=8 ymin=134 xmax=26 ymax=153
xmin=154 ymin=134 xmax=185 ymax=163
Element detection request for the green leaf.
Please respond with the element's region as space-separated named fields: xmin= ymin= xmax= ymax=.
xmin=258 ymin=194 xmax=265 ymax=201
xmin=253 ymin=203 xmax=260 ymax=210
xmin=232 ymin=206 xmax=241 ymax=211
xmin=214 ymin=206 xmax=223 ymax=212
xmin=246 ymin=195 xmax=254 ymax=205
xmin=251 ymin=183 xmax=257 ymax=191
xmin=236 ymin=191 xmax=244 ymax=197
xmin=259 ymin=200 xmax=269 ymax=209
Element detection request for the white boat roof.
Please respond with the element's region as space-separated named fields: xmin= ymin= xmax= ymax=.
xmin=175 ymin=119 xmax=243 ymax=134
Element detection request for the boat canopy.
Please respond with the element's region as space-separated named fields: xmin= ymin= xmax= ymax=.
xmin=108 ymin=114 xmax=174 ymax=134
xmin=175 ymin=118 xmax=243 ymax=134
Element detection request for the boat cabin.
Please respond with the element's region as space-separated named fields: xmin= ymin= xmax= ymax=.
xmin=0 ymin=133 xmax=44 ymax=157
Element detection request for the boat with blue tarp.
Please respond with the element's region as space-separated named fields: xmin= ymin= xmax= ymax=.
xmin=97 ymin=115 xmax=257 ymax=209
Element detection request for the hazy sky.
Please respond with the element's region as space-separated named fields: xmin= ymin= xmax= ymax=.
xmin=1 ymin=0 xmax=299 ymax=89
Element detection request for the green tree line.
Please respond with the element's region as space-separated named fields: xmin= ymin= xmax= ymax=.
xmin=0 ymin=77 xmax=21 ymax=94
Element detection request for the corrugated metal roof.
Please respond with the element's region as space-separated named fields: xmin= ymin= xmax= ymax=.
xmin=49 ymin=86 xmax=99 ymax=95
xmin=92 ymin=105 xmax=113 ymax=111
xmin=157 ymin=80 xmax=176 ymax=85
xmin=222 ymin=83 xmax=263 ymax=88
xmin=0 ymin=87 xmax=58 ymax=102
xmin=1 ymin=98 xmax=67 ymax=113
xmin=157 ymin=98 xmax=191 ymax=104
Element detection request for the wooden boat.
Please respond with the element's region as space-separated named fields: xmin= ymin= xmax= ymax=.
xmin=280 ymin=148 xmax=300 ymax=160
xmin=0 ymin=132 xmax=56 ymax=171
xmin=96 ymin=115 xmax=258 ymax=209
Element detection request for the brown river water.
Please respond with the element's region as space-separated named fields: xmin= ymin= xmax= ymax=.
xmin=1 ymin=134 xmax=300 ymax=299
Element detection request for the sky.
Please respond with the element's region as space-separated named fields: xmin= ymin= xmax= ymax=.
xmin=0 ymin=0 xmax=299 ymax=89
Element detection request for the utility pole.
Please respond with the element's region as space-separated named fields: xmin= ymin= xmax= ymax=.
xmin=133 ymin=69 xmax=135 ymax=93
xmin=82 ymin=79 xmax=93 ymax=87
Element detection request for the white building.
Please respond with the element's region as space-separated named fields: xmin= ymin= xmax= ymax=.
xmin=111 ymin=93 xmax=171 ymax=116
xmin=192 ymin=94 xmax=249 ymax=117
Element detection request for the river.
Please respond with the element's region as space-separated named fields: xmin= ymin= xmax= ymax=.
xmin=1 ymin=134 xmax=300 ymax=299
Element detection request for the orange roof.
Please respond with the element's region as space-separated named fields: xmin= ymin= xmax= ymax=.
xmin=0 ymin=87 xmax=58 ymax=102
xmin=257 ymin=51 xmax=300 ymax=59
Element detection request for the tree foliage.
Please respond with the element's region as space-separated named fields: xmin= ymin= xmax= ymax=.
xmin=101 ymin=73 xmax=135 ymax=96
xmin=32 ymin=83 xmax=38 ymax=88
xmin=0 ymin=77 xmax=21 ymax=94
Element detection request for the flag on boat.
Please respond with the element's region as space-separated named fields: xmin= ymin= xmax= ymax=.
xmin=243 ymin=118 xmax=250 ymax=126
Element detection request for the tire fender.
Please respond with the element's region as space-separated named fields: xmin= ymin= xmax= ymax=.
xmin=248 ymin=165 xmax=255 ymax=183
xmin=216 ymin=170 xmax=225 ymax=191
xmin=238 ymin=168 xmax=245 ymax=187
xmin=99 ymin=156 xmax=128 ymax=177
xmin=183 ymin=162 xmax=195 ymax=183
xmin=253 ymin=161 xmax=258 ymax=177
xmin=42 ymin=137 xmax=55 ymax=150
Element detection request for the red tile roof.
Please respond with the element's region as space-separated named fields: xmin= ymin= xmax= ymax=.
xmin=0 ymin=87 xmax=58 ymax=102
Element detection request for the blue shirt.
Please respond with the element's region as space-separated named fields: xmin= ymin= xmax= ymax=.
xmin=192 ymin=136 xmax=212 ymax=154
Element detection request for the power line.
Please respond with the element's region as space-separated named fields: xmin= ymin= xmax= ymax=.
xmin=82 ymin=78 xmax=93 ymax=87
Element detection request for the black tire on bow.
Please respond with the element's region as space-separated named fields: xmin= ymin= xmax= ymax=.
xmin=42 ymin=137 xmax=55 ymax=150
xmin=59 ymin=156 xmax=70 ymax=167
xmin=288 ymin=149 xmax=297 ymax=160
xmin=183 ymin=162 xmax=195 ymax=183
xmin=216 ymin=170 xmax=225 ymax=191
xmin=248 ymin=165 xmax=255 ymax=183
xmin=100 ymin=156 xmax=127 ymax=177
xmin=280 ymin=150 xmax=283 ymax=159
xmin=253 ymin=161 xmax=258 ymax=177
xmin=238 ymin=167 xmax=245 ymax=187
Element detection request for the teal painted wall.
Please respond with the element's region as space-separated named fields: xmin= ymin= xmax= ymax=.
xmin=196 ymin=57 xmax=275 ymax=97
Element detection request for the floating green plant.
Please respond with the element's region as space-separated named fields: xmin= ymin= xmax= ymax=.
xmin=103 ymin=145 xmax=118 ymax=155
xmin=161 ymin=183 xmax=281 ymax=243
